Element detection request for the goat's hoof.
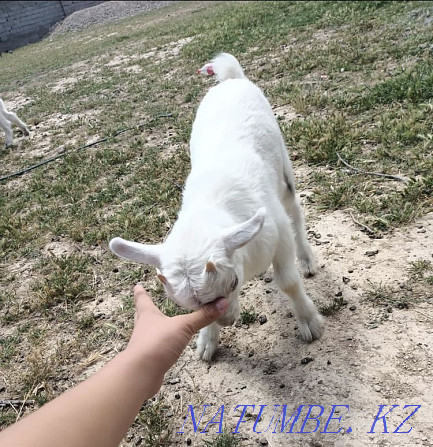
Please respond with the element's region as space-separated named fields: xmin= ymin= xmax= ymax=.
xmin=196 ymin=338 xmax=218 ymax=362
xmin=23 ymin=128 xmax=30 ymax=136
xmin=298 ymin=312 xmax=324 ymax=341
xmin=299 ymin=256 xmax=317 ymax=278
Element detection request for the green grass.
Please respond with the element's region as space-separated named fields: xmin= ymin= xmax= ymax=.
xmin=319 ymin=296 xmax=348 ymax=316
xmin=363 ymin=282 xmax=409 ymax=310
xmin=409 ymin=259 xmax=433 ymax=283
xmin=135 ymin=398 xmax=172 ymax=446
xmin=1 ymin=0 xmax=433 ymax=440
xmin=239 ymin=305 xmax=258 ymax=325
xmin=204 ymin=430 xmax=240 ymax=447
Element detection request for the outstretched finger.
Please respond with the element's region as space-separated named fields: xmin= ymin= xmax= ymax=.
xmin=133 ymin=284 xmax=161 ymax=316
xmin=177 ymin=298 xmax=229 ymax=334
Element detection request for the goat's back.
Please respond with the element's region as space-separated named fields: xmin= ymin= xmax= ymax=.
xmin=190 ymin=78 xmax=286 ymax=186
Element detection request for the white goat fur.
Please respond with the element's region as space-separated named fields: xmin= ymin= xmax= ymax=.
xmin=0 ymin=99 xmax=29 ymax=147
xmin=110 ymin=53 xmax=324 ymax=361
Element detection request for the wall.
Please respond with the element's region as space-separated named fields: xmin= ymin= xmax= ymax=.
xmin=0 ymin=1 xmax=105 ymax=53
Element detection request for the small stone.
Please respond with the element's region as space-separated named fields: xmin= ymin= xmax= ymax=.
xmin=264 ymin=277 xmax=273 ymax=283
xmin=258 ymin=315 xmax=268 ymax=325
xmin=373 ymin=384 xmax=381 ymax=392
xmin=348 ymin=268 xmax=354 ymax=273
xmin=318 ymin=379 xmax=323 ymax=384
xmin=186 ymin=438 xmax=192 ymax=446
xmin=175 ymin=393 xmax=180 ymax=399
xmin=265 ymin=289 xmax=272 ymax=294
xmin=349 ymin=305 xmax=356 ymax=311
xmin=327 ymin=360 xmax=331 ymax=365
xmin=112 ymin=268 xmax=119 ymax=273
xmin=248 ymin=351 xmax=254 ymax=357
xmin=365 ymin=249 xmax=379 ymax=257
xmin=279 ymin=383 xmax=285 ymax=389
xmin=169 ymin=378 xmax=180 ymax=385
xmin=335 ymin=291 xmax=343 ymax=297
xmin=259 ymin=439 xmax=269 ymax=446
xmin=301 ymin=356 xmax=314 ymax=365
xmin=342 ymin=276 xmax=350 ymax=284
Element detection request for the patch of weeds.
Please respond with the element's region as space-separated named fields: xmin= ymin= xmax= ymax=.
xmin=0 ymin=290 xmax=21 ymax=324
xmin=0 ymin=334 xmax=21 ymax=363
xmin=319 ymin=296 xmax=348 ymax=316
xmin=313 ymin=176 xmax=358 ymax=211
xmin=409 ymin=259 xmax=432 ymax=282
xmin=204 ymin=430 xmax=240 ymax=447
xmin=20 ymin=348 xmax=56 ymax=393
xmin=35 ymin=392 xmax=50 ymax=407
xmin=284 ymin=112 xmax=356 ymax=165
xmin=158 ymin=298 xmax=191 ymax=317
xmin=239 ymin=305 xmax=257 ymax=325
xmin=363 ymin=282 xmax=409 ymax=309
xmin=0 ymin=412 xmax=16 ymax=428
xmin=31 ymin=254 xmax=95 ymax=309
xmin=353 ymin=61 xmax=433 ymax=111
xmin=77 ymin=313 xmax=96 ymax=330
xmin=136 ymin=398 xmax=171 ymax=446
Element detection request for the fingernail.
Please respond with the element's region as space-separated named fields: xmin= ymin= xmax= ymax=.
xmin=215 ymin=298 xmax=229 ymax=314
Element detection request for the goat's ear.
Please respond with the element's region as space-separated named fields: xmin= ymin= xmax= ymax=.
xmin=221 ymin=207 xmax=266 ymax=256
xmin=109 ymin=237 xmax=162 ymax=268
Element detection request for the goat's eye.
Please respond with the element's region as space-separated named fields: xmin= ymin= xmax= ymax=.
xmin=231 ymin=276 xmax=238 ymax=292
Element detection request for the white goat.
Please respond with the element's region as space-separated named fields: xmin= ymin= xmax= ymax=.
xmin=110 ymin=53 xmax=324 ymax=361
xmin=0 ymin=98 xmax=30 ymax=147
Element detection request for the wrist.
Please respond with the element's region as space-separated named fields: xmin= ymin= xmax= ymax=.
xmin=121 ymin=348 xmax=165 ymax=394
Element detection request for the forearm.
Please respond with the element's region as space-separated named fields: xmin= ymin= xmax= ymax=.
xmin=0 ymin=350 xmax=163 ymax=447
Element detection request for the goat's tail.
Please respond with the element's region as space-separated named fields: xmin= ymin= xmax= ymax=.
xmin=197 ymin=53 xmax=246 ymax=82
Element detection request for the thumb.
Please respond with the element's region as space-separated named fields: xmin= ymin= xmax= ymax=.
xmin=178 ymin=298 xmax=229 ymax=334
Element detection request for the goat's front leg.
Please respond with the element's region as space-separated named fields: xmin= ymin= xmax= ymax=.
xmin=0 ymin=115 xmax=13 ymax=147
xmin=196 ymin=322 xmax=221 ymax=362
xmin=196 ymin=296 xmax=240 ymax=362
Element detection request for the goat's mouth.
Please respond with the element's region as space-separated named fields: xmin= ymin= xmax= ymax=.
xmin=199 ymin=296 xmax=225 ymax=307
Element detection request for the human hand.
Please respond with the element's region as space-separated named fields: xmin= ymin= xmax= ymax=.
xmin=126 ymin=285 xmax=228 ymax=383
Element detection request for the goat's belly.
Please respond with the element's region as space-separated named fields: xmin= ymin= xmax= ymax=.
xmin=243 ymin=243 xmax=276 ymax=282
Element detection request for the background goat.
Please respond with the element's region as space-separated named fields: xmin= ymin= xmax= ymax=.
xmin=0 ymin=98 xmax=30 ymax=147
xmin=110 ymin=53 xmax=324 ymax=361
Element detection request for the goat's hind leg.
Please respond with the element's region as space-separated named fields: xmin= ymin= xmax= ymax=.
xmin=273 ymin=229 xmax=324 ymax=341
xmin=282 ymin=164 xmax=316 ymax=277
xmin=4 ymin=110 xmax=29 ymax=136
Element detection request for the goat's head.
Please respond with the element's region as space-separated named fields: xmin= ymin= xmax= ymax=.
xmin=109 ymin=208 xmax=266 ymax=317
